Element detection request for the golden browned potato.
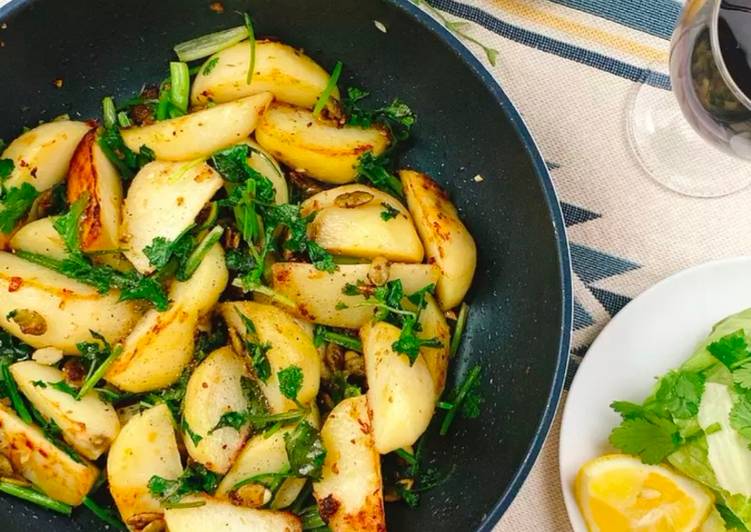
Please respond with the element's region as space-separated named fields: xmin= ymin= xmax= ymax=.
xmin=221 ymin=301 xmax=320 ymax=412
xmin=313 ymin=396 xmax=385 ymax=531
xmin=0 ymin=252 xmax=140 ymax=353
xmin=0 ymin=404 xmax=99 ymax=506
xmin=192 ymin=40 xmax=338 ymax=109
xmin=121 ymin=161 xmax=223 ymax=274
xmin=66 ymin=129 xmax=123 ymax=252
xmin=1 ymin=120 xmax=91 ymax=193
xmin=121 ymin=93 xmax=273 ymax=161
xmin=107 ymin=403 xmax=183 ymax=524
xmin=164 ymin=496 xmax=302 ymax=532
xmin=11 ymin=360 xmax=120 ymax=460
xmin=271 ymin=262 xmax=440 ymax=328
xmin=361 ymin=321 xmax=435 ymax=454
xmin=303 ymin=184 xmax=423 ymax=262
xmin=106 ymin=244 xmax=228 ymax=392
xmin=400 ymin=169 xmax=477 ymax=310
xmin=255 ymin=103 xmax=389 ymax=184
xmin=182 ymin=346 xmax=252 ymax=474
xmin=243 ymin=140 xmax=288 ymax=205
xmin=417 ymin=293 xmax=451 ymax=398
xmin=9 ymin=217 xmax=66 ymax=259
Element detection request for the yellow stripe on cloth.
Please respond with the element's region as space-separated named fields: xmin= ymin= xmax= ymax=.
xmin=490 ymin=0 xmax=668 ymax=64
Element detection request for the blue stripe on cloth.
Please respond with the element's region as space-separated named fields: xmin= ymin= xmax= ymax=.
xmin=429 ymin=0 xmax=672 ymax=90
xmin=548 ymin=0 xmax=681 ymax=40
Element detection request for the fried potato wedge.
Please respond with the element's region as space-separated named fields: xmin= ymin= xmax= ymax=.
xmin=192 ymin=40 xmax=338 ymax=109
xmin=313 ymin=396 xmax=385 ymax=531
xmin=66 ymin=129 xmax=123 ymax=251
xmin=9 ymin=216 xmax=66 ymax=260
xmin=164 ymin=496 xmax=302 ymax=532
xmin=0 ymin=252 xmax=139 ymax=353
xmin=11 ymin=360 xmax=120 ymax=460
xmin=221 ymin=301 xmax=320 ymax=413
xmin=183 ymin=346 xmax=251 ymax=474
xmin=271 ymin=262 xmax=440 ymax=329
xmin=121 ymin=160 xmax=223 ymax=274
xmin=121 ymin=93 xmax=273 ymax=161
xmin=417 ymin=293 xmax=451 ymax=398
xmin=400 ymin=169 xmax=477 ymax=310
xmin=0 ymin=404 xmax=98 ymax=506
xmin=107 ymin=403 xmax=182 ymax=523
xmin=361 ymin=321 xmax=435 ymax=454
xmin=255 ymin=103 xmax=389 ymax=184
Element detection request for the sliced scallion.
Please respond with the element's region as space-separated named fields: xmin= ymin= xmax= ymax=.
xmin=102 ymin=97 xmax=117 ymax=129
xmin=180 ymin=225 xmax=224 ymax=280
xmin=450 ymin=302 xmax=469 ymax=357
xmin=0 ymin=481 xmax=72 ymax=515
xmin=169 ymin=62 xmax=190 ymax=114
xmin=312 ymin=60 xmax=343 ymax=118
xmin=76 ymin=345 xmax=123 ymax=400
xmin=83 ymin=496 xmax=126 ymax=530
xmin=244 ymin=13 xmax=256 ymax=85
xmin=173 ymin=26 xmax=248 ymax=62
xmin=116 ymin=111 xmax=132 ymax=128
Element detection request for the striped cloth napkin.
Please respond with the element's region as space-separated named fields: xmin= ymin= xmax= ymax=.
xmin=411 ymin=0 xmax=751 ymax=530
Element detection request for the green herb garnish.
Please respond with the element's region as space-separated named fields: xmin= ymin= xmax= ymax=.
xmin=313 ymin=60 xmax=343 ymax=118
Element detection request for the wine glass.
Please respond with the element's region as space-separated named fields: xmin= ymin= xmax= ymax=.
xmin=629 ymin=0 xmax=751 ymax=197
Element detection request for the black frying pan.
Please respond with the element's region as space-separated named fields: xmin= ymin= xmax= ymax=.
xmin=0 ymin=0 xmax=572 ymax=530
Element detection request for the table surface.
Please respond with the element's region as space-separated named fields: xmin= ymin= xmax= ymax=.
xmin=2 ymin=0 xmax=746 ymax=530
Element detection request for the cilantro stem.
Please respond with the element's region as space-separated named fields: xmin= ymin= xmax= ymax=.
xmin=316 ymin=327 xmax=362 ymax=352
xmin=101 ymin=97 xmax=117 ymax=129
xmin=313 ymin=60 xmax=343 ymax=118
xmin=116 ymin=111 xmax=132 ymax=128
xmin=1 ymin=364 xmax=32 ymax=424
xmin=450 ymin=303 xmax=469 ymax=357
xmin=181 ymin=225 xmax=224 ymax=280
xmin=169 ymin=62 xmax=190 ymax=115
xmin=164 ymin=501 xmax=207 ymax=509
xmin=395 ymin=448 xmax=417 ymax=465
xmin=232 ymin=280 xmax=297 ymax=310
xmin=230 ymin=469 xmax=291 ymax=492
xmin=244 ymin=13 xmax=256 ymax=85
xmin=439 ymin=365 xmax=482 ymax=436
xmin=83 ymin=496 xmax=126 ymax=530
xmin=173 ymin=26 xmax=248 ymax=62
xmin=77 ymin=345 xmax=123 ymax=400
xmin=0 ymin=481 xmax=72 ymax=515
xmin=248 ymin=408 xmax=308 ymax=427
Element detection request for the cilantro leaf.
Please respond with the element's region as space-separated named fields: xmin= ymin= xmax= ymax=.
xmin=342 ymin=88 xmax=415 ymax=141
xmin=284 ymin=420 xmax=326 ymax=480
xmin=278 ymin=365 xmax=304 ymax=401
xmin=707 ymin=330 xmax=750 ymax=368
xmin=210 ymin=411 xmax=247 ymax=433
xmin=391 ymin=316 xmax=442 ymax=365
xmin=313 ymin=325 xmax=362 ymax=352
xmin=0 ymin=183 xmax=39 ymax=233
xmin=225 ymin=248 xmax=256 ymax=274
xmin=0 ymin=159 xmax=14 ymax=182
xmin=730 ymin=395 xmax=751 ymax=440
xmin=609 ymin=417 xmax=681 ymax=464
xmin=610 ymin=400 xmax=645 ymax=419
xmin=47 ymin=380 xmax=79 ymax=398
xmin=439 ymin=365 xmax=483 ymax=435
xmin=181 ymin=418 xmax=203 ymax=446
xmin=202 ymin=57 xmax=219 ymax=75
xmin=53 ymin=194 xmax=88 ymax=254
xmin=148 ymin=463 xmax=219 ymax=506
xmin=0 ymin=329 xmax=33 ymax=366
xmin=380 ymin=202 xmax=399 ymax=221
xmin=652 ymin=370 xmax=705 ymax=419
xmin=356 ymin=151 xmax=402 ymax=197
xmin=237 ymin=311 xmax=272 ymax=382
xmin=143 ymin=229 xmax=195 ymax=275
xmin=734 ymin=361 xmax=751 ymax=390
xmin=97 ymin=128 xmax=154 ymax=180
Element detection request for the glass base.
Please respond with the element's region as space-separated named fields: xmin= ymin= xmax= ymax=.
xmin=627 ymin=70 xmax=751 ymax=198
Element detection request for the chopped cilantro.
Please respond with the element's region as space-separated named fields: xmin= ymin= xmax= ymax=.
xmin=0 ymin=182 xmax=39 ymax=233
xmin=380 ymin=202 xmax=399 ymax=221
xmin=97 ymin=127 xmax=154 ymax=180
xmin=313 ymin=325 xmax=362 ymax=352
xmin=0 ymin=159 xmax=14 ymax=182
xmin=730 ymin=395 xmax=751 ymax=440
xmin=734 ymin=361 xmax=751 ymax=390
xmin=148 ymin=463 xmax=219 ymax=506
xmin=202 ymin=56 xmax=219 ymax=75
xmin=181 ymin=418 xmax=203 ymax=446
xmin=210 ymin=411 xmax=247 ymax=433
xmin=652 ymin=370 xmax=705 ymax=419
xmin=284 ymin=420 xmax=326 ymax=480
xmin=237 ymin=311 xmax=272 ymax=382
xmin=439 ymin=365 xmax=483 ymax=435
xmin=47 ymin=380 xmax=79 ymax=398
xmin=356 ymin=151 xmax=402 ymax=197
xmin=609 ymin=416 xmax=682 ymax=465
xmin=707 ymin=330 xmax=750 ymax=369
xmin=342 ymin=87 xmax=416 ymax=142
xmin=278 ymin=365 xmax=304 ymax=402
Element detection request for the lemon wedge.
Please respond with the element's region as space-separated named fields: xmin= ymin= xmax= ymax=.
xmin=575 ymin=454 xmax=715 ymax=531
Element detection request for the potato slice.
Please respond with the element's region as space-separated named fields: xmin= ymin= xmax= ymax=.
xmin=313 ymin=396 xmax=385 ymax=531
xmin=271 ymin=262 xmax=440 ymax=329
xmin=0 ymin=251 xmax=139 ymax=353
xmin=1 ymin=120 xmax=90 ymax=192
xmin=106 ymin=245 xmax=228 ymax=393
xmin=255 ymin=103 xmax=389 ymax=184
xmin=400 ymin=170 xmax=477 ymax=310
xmin=221 ymin=302 xmax=320 ymax=413
xmin=0 ymin=404 xmax=98 ymax=506
xmin=121 ymin=93 xmax=273 ymax=161
xmin=10 ymin=216 xmax=66 ymax=259
xmin=121 ymin=160 xmax=223 ymax=274
xmin=418 ymin=294 xmax=451 ymax=398
xmin=192 ymin=40 xmax=338 ymax=109
xmin=10 ymin=360 xmax=120 ymax=460
xmin=66 ymin=129 xmax=123 ymax=252
xmin=164 ymin=496 xmax=301 ymax=532
xmin=361 ymin=321 xmax=435 ymax=454
xmin=300 ymin=184 xmax=405 ymax=216
xmin=107 ymin=403 xmax=182 ymax=523
xmin=183 ymin=346 xmax=251 ymax=473
xmin=307 ymin=199 xmax=424 ymax=262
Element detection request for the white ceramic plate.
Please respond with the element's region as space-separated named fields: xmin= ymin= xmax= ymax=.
xmin=560 ymin=256 xmax=751 ymax=530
